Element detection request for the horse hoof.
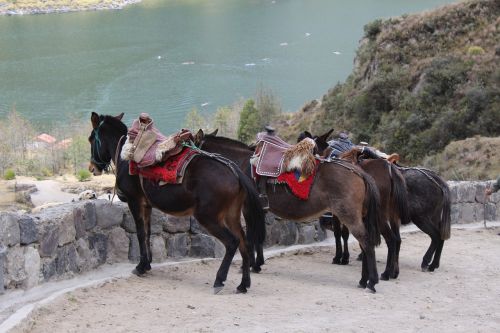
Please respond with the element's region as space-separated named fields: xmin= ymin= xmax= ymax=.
xmin=132 ymin=268 xmax=146 ymax=276
xmin=332 ymin=257 xmax=341 ymax=264
xmin=236 ymin=286 xmax=248 ymax=294
xmin=380 ymin=273 xmax=390 ymax=281
xmin=340 ymin=259 xmax=349 ymax=265
xmin=251 ymin=266 xmax=261 ymax=273
xmin=366 ymin=283 xmax=376 ymax=293
xmin=358 ymin=280 xmax=367 ymax=289
xmin=213 ymin=286 xmax=224 ymax=294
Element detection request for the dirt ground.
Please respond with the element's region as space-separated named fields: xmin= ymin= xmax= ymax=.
xmin=8 ymin=227 xmax=500 ymax=333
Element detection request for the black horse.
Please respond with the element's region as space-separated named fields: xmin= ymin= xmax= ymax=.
xmin=397 ymin=167 xmax=451 ymax=271
xmin=88 ymin=113 xmax=266 ymax=293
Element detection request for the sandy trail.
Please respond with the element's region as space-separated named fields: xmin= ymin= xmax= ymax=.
xmin=7 ymin=227 xmax=500 ymax=333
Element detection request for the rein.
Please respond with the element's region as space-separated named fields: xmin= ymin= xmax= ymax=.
xmin=397 ymin=166 xmax=443 ymax=191
xmin=182 ymin=140 xmax=239 ymax=179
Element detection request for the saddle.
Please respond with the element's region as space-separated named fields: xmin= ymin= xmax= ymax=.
xmin=121 ymin=113 xmax=193 ymax=168
xmin=253 ymin=132 xmax=292 ymax=177
xmin=253 ymin=133 xmax=317 ymax=179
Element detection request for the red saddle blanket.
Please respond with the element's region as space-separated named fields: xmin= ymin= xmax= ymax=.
xmin=129 ymin=148 xmax=199 ymax=184
xmin=276 ymin=160 xmax=319 ymax=200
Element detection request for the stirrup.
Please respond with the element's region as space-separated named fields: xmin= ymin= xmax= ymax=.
xmin=258 ymin=194 xmax=270 ymax=211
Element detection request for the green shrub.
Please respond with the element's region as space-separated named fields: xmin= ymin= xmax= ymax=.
xmin=3 ymin=169 xmax=15 ymax=180
xmin=467 ymin=46 xmax=485 ymax=56
xmin=76 ymin=169 xmax=92 ymax=182
xmin=364 ymin=19 xmax=383 ymax=41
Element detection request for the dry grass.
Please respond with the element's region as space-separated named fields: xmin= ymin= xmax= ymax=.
xmin=422 ymin=136 xmax=500 ymax=180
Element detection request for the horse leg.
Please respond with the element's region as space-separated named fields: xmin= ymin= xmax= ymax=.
xmin=428 ymin=239 xmax=445 ymax=271
xmin=390 ymin=219 xmax=401 ymax=279
xmin=331 ymin=216 xmax=343 ymax=264
xmin=144 ymin=202 xmax=153 ymax=264
xmin=413 ymin=218 xmax=440 ymax=271
xmin=199 ymin=218 xmax=240 ymax=293
xmin=379 ymin=221 xmax=396 ymax=281
xmin=344 ymin=219 xmax=379 ymax=292
xmin=253 ymin=243 xmax=265 ymax=272
xmin=128 ymin=198 xmax=152 ymax=275
xmin=341 ymin=224 xmax=350 ymax=265
xmin=225 ymin=202 xmax=252 ymax=293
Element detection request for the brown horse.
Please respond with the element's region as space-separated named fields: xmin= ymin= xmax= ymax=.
xmin=312 ymin=130 xmax=450 ymax=273
xmin=302 ymin=131 xmax=409 ymax=280
xmin=88 ymin=113 xmax=266 ymax=294
xmin=195 ymin=131 xmax=383 ymax=292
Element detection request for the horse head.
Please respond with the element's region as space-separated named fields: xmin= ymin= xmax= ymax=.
xmin=194 ymin=128 xmax=218 ymax=147
xmin=88 ymin=112 xmax=125 ymax=176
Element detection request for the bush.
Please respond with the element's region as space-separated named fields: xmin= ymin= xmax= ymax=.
xmin=76 ymin=169 xmax=91 ymax=182
xmin=3 ymin=169 xmax=15 ymax=180
xmin=467 ymin=46 xmax=485 ymax=56
xmin=364 ymin=19 xmax=383 ymax=40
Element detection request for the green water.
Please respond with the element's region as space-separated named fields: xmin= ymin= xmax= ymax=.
xmin=0 ymin=0 xmax=457 ymax=133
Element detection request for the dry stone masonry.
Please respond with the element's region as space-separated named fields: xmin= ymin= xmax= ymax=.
xmin=0 ymin=181 xmax=498 ymax=293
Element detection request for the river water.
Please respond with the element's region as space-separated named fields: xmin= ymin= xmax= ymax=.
xmin=0 ymin=0 xmax=457 ymax=133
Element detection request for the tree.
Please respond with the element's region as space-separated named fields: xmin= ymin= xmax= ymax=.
xmin=237 ymin=99 xmax=260 ymax=143
xmin=211 ymin=105 xmax=240 ymax=139
xmin=255 ymin=85 xmax=282 ymax=128
xmin=184 ymin=108 xmax=206 ymax=131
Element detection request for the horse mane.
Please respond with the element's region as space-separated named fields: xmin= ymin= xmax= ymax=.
xmin=205 ymin=134 xmax=252 ymax=150
xmin=339 ymin=147 xmax=363 ymax=164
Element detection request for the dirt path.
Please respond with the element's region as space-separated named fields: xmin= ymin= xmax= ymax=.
xmin=8 ymin=227 xmax=500 ymax=333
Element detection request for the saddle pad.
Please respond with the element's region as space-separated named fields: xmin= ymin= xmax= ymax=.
xmin=276 ymin=160 xmax=319 ymax=200
xmin=129 ymin=148 xmax=199 ymax=184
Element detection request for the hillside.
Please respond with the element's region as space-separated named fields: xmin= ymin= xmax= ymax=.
xmin=277 ymin=0 xmax=500 ymax=165
xmin=0 ymin=0 xmax=139 ymax=15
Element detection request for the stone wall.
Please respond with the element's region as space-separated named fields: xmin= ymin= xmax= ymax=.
xmin=1 ymin=180 xmax=499 ymax=293
xmin=0 ymin=200 xmax=326 ymax=293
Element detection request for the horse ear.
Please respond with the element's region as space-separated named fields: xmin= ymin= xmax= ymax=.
xmin=304 ymin=131 xmax=313 ymax=138
xmin=319 ymin=128 xmax=334 ymax=142
xmin=194 ymin=129 xmax=204 ymax=146
xmin=208 ymin=128 xmax=218 ymax=136
xmin=91 ymin=112 xmax=100 ymax=129
xmin=115 ymin=113 xmax=124 ymax=121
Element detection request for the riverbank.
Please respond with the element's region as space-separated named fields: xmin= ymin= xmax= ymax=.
xmin=0 ymin=0 xmax=141 ymax=16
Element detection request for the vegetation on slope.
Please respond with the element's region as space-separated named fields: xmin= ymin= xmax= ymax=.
xmin=278 ymin=0 xmax=500 ymax=164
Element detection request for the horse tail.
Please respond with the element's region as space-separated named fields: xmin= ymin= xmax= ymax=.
xmin=389 ymin=163 xmax=411 ymax=225
xmin=361 ymin=171 xmax=382 ymax=247
xmin=235 ymin=166 xmax=267 ymax=246
xmin=427 ymin=171 xmax=451 ymax=240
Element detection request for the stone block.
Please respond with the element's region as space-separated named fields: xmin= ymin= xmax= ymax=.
xmin=23 ymin=247 xmax=41 ymax=289
xmin=88 ymin=233 xmax=108 ymax=265
xmin=55 ymin=244 xmax=79 ymax=275
xmin=298 ymin=224 xmax=316 ymax=244
xmin=83 ymin=201 xmax=97 ymax=230
xmin=4 ymin=245 xmax=26 ymax=288
xmin=122 ymin=211 xmax=136 ymax=233
xmin=42 ymin=258 xmax=56 ymax=281
xmin=484 ymin=203 xmax=497 ymax=221
xmin=128 ymin=233 xmax=140 ymax=262
xmin=456 ymin=182 xmax=477 ymax=203
xmin=164 ymin=215 xmax=191 ymax=233
xmin=58 ymin=210 xmax=76 ymax=246
xmin=73 ymin=207 xmax=86 ymax=239
xmin=189 ymin=234 xmax=216 ymax=258
xmin=167 ymin=233 xmax=189 ymax=258
xmin=0 ymin=246 xmax=6 ymax=294
xmin=19 ymin=215 xmax=39 ymax=245
xmin=0 ymin=212 xmax=20 ymax=246
xmin=150 ymin=209 xmax=167 ymax=235
xmin=214 ymin=239 xmax=225 ymax=258
xmin=278 ymin=221 xmax=298 ymax=246
xmin=190 ymin=217 xmax=208 ymax=235
xmin=313 ymin=221 xmax=327 ymax=242
xmin=107 ymin=228 xmax=129 ymax=262
xmin=95 ymin=200 xmax=124 ymax=229
xmin=151 ymin=236 xmax=167 ymax=263
xmin=75 ymin=238 xmax=97 ymax=272
xmin=39 ymin=225 xmax=59 ymax=258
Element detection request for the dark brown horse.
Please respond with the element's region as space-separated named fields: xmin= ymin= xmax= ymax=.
xmin=303 ymin=131 xmax=410 ymax=280
xmin=88 ymin=113 xmax=266 ymax=294
xmin=195 ymin=131 xmax=383 ymax=292
xmin=312 ymin=130 xmax=450 ymax=273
